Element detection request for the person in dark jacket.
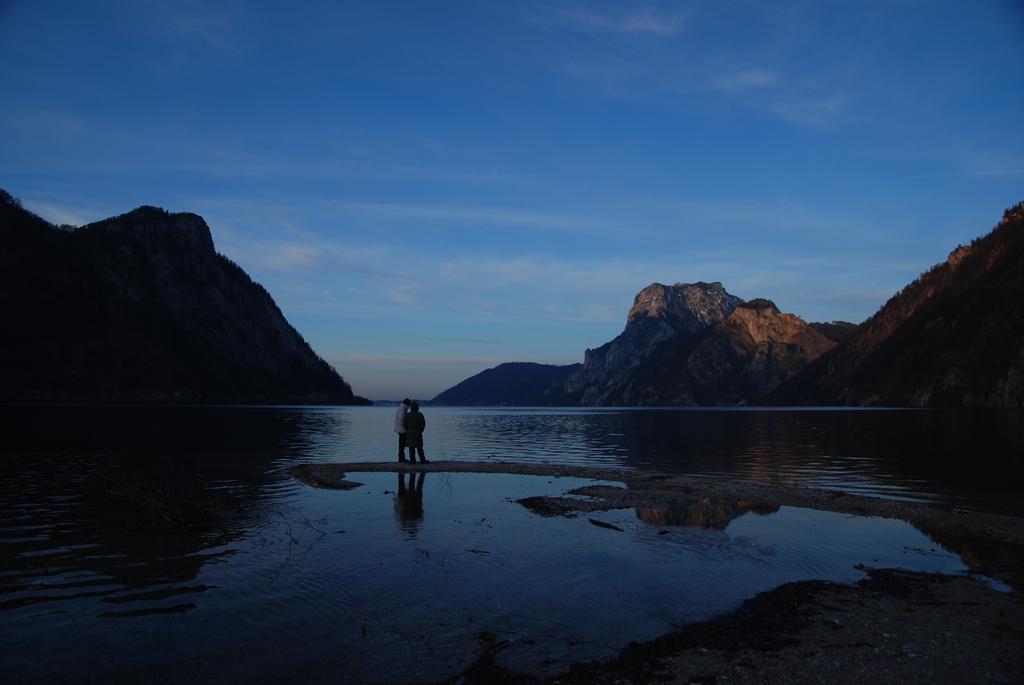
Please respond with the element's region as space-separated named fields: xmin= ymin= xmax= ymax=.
xmin=403 ymin=402 xmax=429 ymax=464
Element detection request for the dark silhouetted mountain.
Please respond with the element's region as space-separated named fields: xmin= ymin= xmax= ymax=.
xmin=562 ymin=281 xmax=742 ymax=404
xmin=0 ymin=189 xmax=369 ymax=404
xmin=431 ymin=362 xmax=581 ymax=406
xmin=773 ymin=202 xmax=1024 ymax=407
xmin=596 ymin=298 xmax=839 ymax=405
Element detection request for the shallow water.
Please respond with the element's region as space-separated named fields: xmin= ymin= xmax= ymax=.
xmin=1 ymin=471 xmax=974 ymax=682
xmin=1 ymin=404 xmax=1020 ymax=682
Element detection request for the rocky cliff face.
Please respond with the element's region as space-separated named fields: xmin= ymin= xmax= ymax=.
xmin=810 ymin=320 xmax=858 ymax=343
xmin=603 ymin=298 xmax=837 ymax=405
xmin=704 ymin=300 xmax=840 ymax=399
xmin=563 ymin=281 xmax=741 ymax=404
xmin=0 ymin=190 xmax=368 ymax=404
xmin=430 ymin=281 xmax=840 ymax=407
xmin=774 ymin=202 xmax=1024 ymax=407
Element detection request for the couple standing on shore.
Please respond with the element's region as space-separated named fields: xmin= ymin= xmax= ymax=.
xmin=394 ymin=398 xmax=429 ymax=464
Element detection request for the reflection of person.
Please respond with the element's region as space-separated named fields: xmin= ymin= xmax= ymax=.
xmin=403 ymin=401 xmax=429 ymax=464
xmin=394 ymin=398 xmax=411 ymax=462
xmin=394 ymin=472 xmax=426 ymax=535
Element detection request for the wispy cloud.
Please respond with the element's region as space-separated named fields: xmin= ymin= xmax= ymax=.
xmin=255 ymin=238 xmax=903 ymax=326
xmin=631 ymin=196 xmax=870 ymax=239
xmin=768 ymin=89 xmax=848 ymax=128
xmin=561 ymin=55 xmax=848 ymax=127
xmin=333 ymin=353 xmax=511 ymax=368
xmin=621 ymin=12 xmax=684 ymax=36
xmin=547 ymin=8 xmax=686 ymax=36
xmin=538 ymin=3 xmax=850 ymax=129
xmin=910 ymin=169 xmax=1024 ymax=179
xmin=223 ymin=238 xmax=398 ymax=280
xmin=415 ymin=336 xmax=502 ymax=345
xmin=166 ymin=2 xmax=241 ymax=53
xmin=711 ymin=68 xmax=780 ymax=93
xmin=249 ymin=243 xmax=322 ymax=272
xmin=21 ymin=199 xmax=97 ymax=226
xmin=561 ymin=62 xmax=639 ymax=98
xmin=389 ymin=164 xmax=520 ymax=185
xmin=326 ymin=199 xmax=620 ymax=234
xmin=197 ymin=189 xmax=917 ymax=328
xmin=704 ymin=68 xmax=848 ymax=127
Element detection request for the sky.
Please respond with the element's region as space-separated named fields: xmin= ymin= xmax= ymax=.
xmin=1 ymin=1 xmax=1023 ymax=400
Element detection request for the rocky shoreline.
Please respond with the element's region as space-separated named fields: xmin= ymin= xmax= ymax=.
xmin=290 ymin=461 xmax=1024 ymax=684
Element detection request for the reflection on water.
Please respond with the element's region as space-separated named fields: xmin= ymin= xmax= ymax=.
xmin=394 ymin=472 xmax=426 ymax=537
xmin=4 ymin=404 xmax=1021 ymax=511
xmin=0 ymin=467 xmax=984 ymax=683
xmin=1 ymin=405 xmax=1021 ymax=681
xmin=634 ymin=498 xmax=780 ymax=529
xmin=0 ymin=458 xmax=241 ymax=617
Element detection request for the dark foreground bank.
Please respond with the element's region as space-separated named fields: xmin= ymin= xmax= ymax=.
xmin=450 ymin=568 xmax=1022 ymax=685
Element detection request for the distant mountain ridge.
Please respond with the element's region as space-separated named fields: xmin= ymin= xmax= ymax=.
xmin=431 ymin=362 xmax=581 ymax=406
xmin=0 ymin=189 xmax=369 ymax=404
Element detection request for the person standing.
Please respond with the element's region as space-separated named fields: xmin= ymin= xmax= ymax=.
xmin=403 ymin=401 xmax=429 ymax=464
xmin=394 ymin=398 xmax=411 ymax=462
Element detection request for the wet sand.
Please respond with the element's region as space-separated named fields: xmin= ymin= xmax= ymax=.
xmin=290 ymin=461 xmax=1024 ymax=684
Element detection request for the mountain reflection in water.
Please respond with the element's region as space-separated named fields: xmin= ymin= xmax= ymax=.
xmin=634 ymin=497 xmax=780 ymax=529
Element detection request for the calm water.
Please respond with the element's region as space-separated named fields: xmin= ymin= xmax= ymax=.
xmin=5 ymin=405 xmax=1020 ymax=509
xmin=1 ymin=405 xmax=1022 ymax=682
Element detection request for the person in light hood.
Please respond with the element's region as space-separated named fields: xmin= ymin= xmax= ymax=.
xmin=394 ymin=398 xmax=411 ymax=462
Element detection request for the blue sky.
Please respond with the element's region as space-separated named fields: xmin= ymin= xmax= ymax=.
xmin=2 ymin=1 xmax=1022 ymax=400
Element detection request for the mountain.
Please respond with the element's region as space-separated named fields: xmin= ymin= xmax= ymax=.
xmin=810 ymin=321 xmax=858 ymax=343
xmin=774 ymin=202 xmax=1024 ymax=407
xmin=607 ymin=298 xmax=840 ymax=405
xmin=0 ymin=189 xmax=369 ymax=404
xmin=431 ymin=362 xmax=581 ymax=406
xmin=431 ymin=281 xmax=840 ymax=406
xmin=562 ymin=281 xmax=742 ymax=404
xmin=433 ymin=202 xmax=1024 ymax=408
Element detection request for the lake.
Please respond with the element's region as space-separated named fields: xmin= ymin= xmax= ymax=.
xmin=1 ymin=405 xmax=1021 ymax=682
